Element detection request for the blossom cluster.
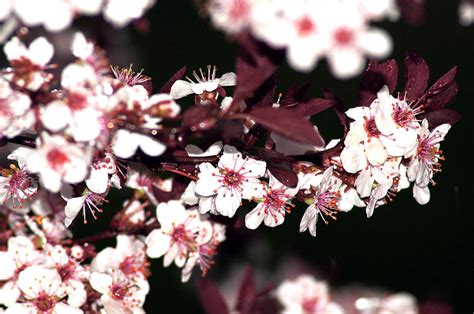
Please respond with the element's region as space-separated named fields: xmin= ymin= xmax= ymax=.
xmin=0 ymin=0 xmax=154 ymax=36
xmin=207 ymin=0 xmax=398 ymax=77
xmin=0 ymin=2 xmax=461 ymax=311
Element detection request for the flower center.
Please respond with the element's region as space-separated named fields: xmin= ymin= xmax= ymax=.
xmin=315 ymin=190 xmax=341 ymax=223
xmin=119 ymin=255 xmax=148 ymax=277
xmin=57 ymin=263 xmax=75 ymax=281
xmin=229 ymin=0 xmax=249 ymax=20
xmin=223 ymin=170 xmax=242 ymax=187
xmin=365 ymin=117 xmax=381 ymax=137
xmin=68 ymin=92 xmax=89 ymax=111
xmin=334 ymin=27 xmax=354 ymax=45
xmin=302 ymin=297 xmax=320 ymax=312
xmin=46 ymin=148 xmax=70 ymax=171
xmin=35 ymin=292 xmax=55 ymax=312
xmin=110 ymin=283 xmax=130 ymax=301
xmin=297 ymin=17 xmax=316 ymax=36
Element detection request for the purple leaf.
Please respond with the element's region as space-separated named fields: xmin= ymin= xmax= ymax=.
xmin=404 ymin=52 xmax=429 ymax=101
xmin=292 ymin=98 xmax=337 ymax=117
xmin=233 ymin=34 xmax=282 ymax=103
xmin=425 ymin=82 xmax=458 ymax=111
xmin=159 ymin=66 xmax=187 ymax=93
xmin=244 ymin=107 xmax=324 ymax=146
xmin=182 ymin=106 xmax=215 ymax=130
xmin=280 ymin=82 xmax=311 ymax=107
xmin=358 ymin=59 xmax=399 ymax=106
xmin=425 ymin=66 xmax=457 ymax=97
xmin=268 ymin=164 xmax=298 ymax=188
xmin=245 ymin=76 xmax=276 ymax=109
xmin=422 ymin=109 xmax=461 ymax=129
xmin=197 ymin=279 xmax=229 ymax=314
xmin=235 ymin=267 xmax=256 ymax=313
xmin=323 ymin=89 xmax=349 ymax=134
xmin=397 ymin=0 xmax=425 ymax=26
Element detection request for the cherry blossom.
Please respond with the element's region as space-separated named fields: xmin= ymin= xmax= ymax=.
xmin=195 ymin=146 xmax=266 ymax=217
xmin=3 ymin=36 xmax=54 ymax=91
xmin=245 ymin=174 xmax=297 ymax=229
xmin=356 ymin=293 xmax=418 ymax=314
xmin=5 ymin=265 xmax=82 ymax=314
xmin=299 ymin=167 xmax=341 ymax=237
xmin=170 ymin=66 xmax=236 ymax=104
xmin=145 ymin=201 xmax=212 ymax=268
xmin=103 ymin=0 xmax=155 ymax=27
xmin=0 ymin=77 xmax=33 ymax=138
xmin=406 ymin=120 xmax=451 ymax=204
xmin=25 ymin=134 xmax=90 ymax=193
xmin=276 ymin=274 xmax=343 ymax=314
xmin=207 ymin=0 xmax=253 ymax=34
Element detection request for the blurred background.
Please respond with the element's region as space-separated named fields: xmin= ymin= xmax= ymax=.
xmin=2 ymin=0 xmax=473 ymax=312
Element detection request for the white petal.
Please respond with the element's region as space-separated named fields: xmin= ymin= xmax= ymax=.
xmin=299 ymin=205 xmax=318 ymax=237
xmin=340 ymin=144 xmax=367 ymax=173
xmin=28 ymin=37 xmax=54 ymax=66
xmin=328 ymin=48 xmax=366 ymax=79
xmin=218 ymin=72 xmax=237 ymax=86
xmin=365 ymin=138 xmax=388 ymax=166
xmin=41 ymin=101 xmax=71 ymax=131
xmin=359 ymin=28 xmax=392 ymax=58
xmin=413 ymin=185 xmax=430 ymax=205
xmin=85 ymin=168 xmax=108 ymax=194
xmin=145 ymin=229 xmax=171 ymax=259
xmin=170 ymin=80 xmax=194 ymax=99
xmin=112 ymin=129 xmax=139 ymax=159
xmin=245 ymin=205 xmax=265 ymax=230
xmin=215 ymin=190 xmax=241 ymax=217
xmin=136 ymin=134 xmax=166 ymax=157
xmin=89 ymin=272 xmax=112 ymax=295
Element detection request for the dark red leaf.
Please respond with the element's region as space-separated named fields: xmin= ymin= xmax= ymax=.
xmin=280 ymin=82 xmax=311 ymax=107
xmin=233 ymin=34 xmax=282 ymax=103
xmin=268 ymin=164 xmax=298 ymax=188
xmin=425 ymin=67 xmax=457 ymax=96
xmin=182 ymin=106 xmax=215 ymax=130
xmin=292 ymin=98 xmax=337 ymax=117
xmin=235 ymin=267 xmax=256 ymax=313
xmin=358 ymin=59 xmax=399 ymax=106
xmin=397 ymin=0 xmax=425 ymax=26
xmin=159 ymin=66 xmax=187 ymax=93
xmin=244 ymin=107 xmax=324 ymax=146
xmin=404 ymin=52 xmax=429 ymax=101
xmin=425 ymin=82 xmax=458 ymax=111
xmin=197 ymin=279 xmax=229 ymax=314
xmin=245 ymin=76 xmax=276 ymax=109
xmin=422 ymin=109 xmax=461 ymax=129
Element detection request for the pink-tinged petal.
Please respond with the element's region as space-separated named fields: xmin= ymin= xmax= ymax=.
xmin=287 ymin=40 xmax=321 ymax=73
xmin=218 ymin=150 xmax=242 ymax=169
xmin=4 ymin=37 xmax=28 ymax=61
xmin=215 ymin=190 xmax=241 ymax=217
xmin=198 ymin=196 xmax=216 ymax=214
xmin=54 ymin=302 xmax=83 ymax=314
xmin=170 ymin=80 xmax=194 ymax=99
xmin=137 ymin=134 xmax=166 ymax=157
xmin=156 ymin=201 xmax=187 ymax=228
xmin=64 ymin=196 xmax=86 ymax=226
xmin=66 ymin=280 xmax=87 ymax=308
xmin=356 ymin=168 xmax=374 ymax=198
xmin=359 ymin=28 xmax=392 ymax=58
xmin=112 ymin=129 xmax=139 ymax=159
xmin=40 ymin=170 xmax=62 ymax=193
xmin=340 ymin=144 xmax=367 ymax=173
xmin=241 ymin=179 xmax=265 ymax=200
xmin=18 ymin=266 xmax=62 ymax=299
xmin=328 ymin=48 xmax=366 ymax=79
xmin=190 ymin=82 xmax=206 ymax=95
xmin=145 ymin=230 xmax=171 ymax=259
xmin=392 ymin=127 xmax=418 ymax=149
xmin=90 ymin=272 xmax=113 ymax=295
xmin=245 ymin=204 xmax=265 ymax=230
xmin=378 ymin=135 xmax=407 ymax=157
xmin=86 ymin=168 xmax=108 ymax=194
xmin=175 ymin=254 xmax=187 ymax=268
xmin=218 ymin=72 xmax=237 ymax=86
xmin=365 ymin=138 xmax=388 ymax=166
xmin=413 ymin=184 xmax=430 ymax=205
xmin=41 ymin=100 xmax=71 ymax=132
xmin=242 ymin=157 xmax=266 ymax=178
xmin=415 ymin=162 xmax=430 ymax=187
xmin=71 ymin=108 xmax=102 ymax=142
xmin=0 ymin=252 xmax=15 ymax=281
xmin=299 ymin=205 xmax=318 ymax=237
xmin=0 ymin=280 xmax=21 ymax=306
xmin=163 ymin=244 xmax=179 ymax=267
xmin=432 ymin=123 xmax=451 ymax=140
xmin=263 ymin=210 xmax=285 ymax=228
xmin=195 ymin=163 xmax=220 ymax=197
xmin=344 ymin=121 xmax=367 ymax=146
xmin=4 ymin=303 xmax=30 ymax=314
xmin=345 ymin=106 xmax=368 ymax=121
xmin=28 ymin=37 xmax=54 ymax=66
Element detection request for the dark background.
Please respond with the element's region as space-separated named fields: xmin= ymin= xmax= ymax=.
xmin=2 ymin=0 xmax=473 ymax=312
